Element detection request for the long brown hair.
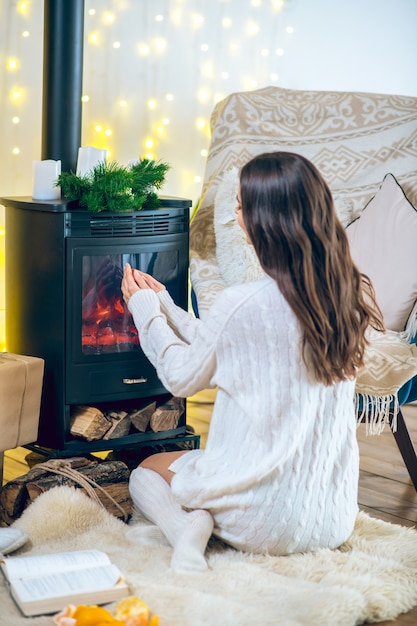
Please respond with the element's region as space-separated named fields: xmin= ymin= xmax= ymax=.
xmin=239 ymin=151 xmax=384 ymax=386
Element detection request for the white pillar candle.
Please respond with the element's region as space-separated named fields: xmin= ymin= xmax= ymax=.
xmin=76 ymin=146 xmax=108 ymax=176
xmin=32 ymin=160 xmax=62 ymax=201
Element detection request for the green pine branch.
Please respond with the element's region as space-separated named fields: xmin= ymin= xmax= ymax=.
xmin=57 ymin=158 xmax=171 ymax=213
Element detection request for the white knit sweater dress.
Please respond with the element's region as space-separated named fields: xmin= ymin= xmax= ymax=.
xmin=127 ymin=276 xmax=359 ymax=556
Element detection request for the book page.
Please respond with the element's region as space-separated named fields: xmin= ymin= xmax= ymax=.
xmin=1 ymin=550 xmax=111 ymax=581
xmin=11 ymin=563 xmax=123 ymax=604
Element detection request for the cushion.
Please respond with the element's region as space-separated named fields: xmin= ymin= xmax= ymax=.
xmin=356 ymin=327 xmax=417 ymax=434
xmin=346 ymin=173 xmax=417 ymax=332
xmin=214 ymin=167 xmax=264 ymax=286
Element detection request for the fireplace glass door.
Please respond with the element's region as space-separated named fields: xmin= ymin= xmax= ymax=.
xmin=66 ymin=234 xmax=188 ymax=404
xmin=80 ymin=250 xmax=181 ymax=356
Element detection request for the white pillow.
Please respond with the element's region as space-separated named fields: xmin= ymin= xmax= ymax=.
xmin=214 ymin=168 xmax=265 ymax=286
xmin=346 ymin=173 xmax=417 ymax=332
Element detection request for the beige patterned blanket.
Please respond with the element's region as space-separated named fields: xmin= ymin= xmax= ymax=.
xmin=190 ymin=85 xmax=417 ymax=317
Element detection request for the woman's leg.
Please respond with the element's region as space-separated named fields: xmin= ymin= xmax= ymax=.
xmin=128 ymin=451 xmax=214 ymax=573
xmin=139 ymin=449 xmax=189 ymax=484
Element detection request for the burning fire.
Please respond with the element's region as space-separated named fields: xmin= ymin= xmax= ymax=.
xmin=82 ymin=260 xmax=139 ymax=355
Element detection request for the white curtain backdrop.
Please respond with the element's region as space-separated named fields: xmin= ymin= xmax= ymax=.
xmin=1 ymin=0 xmax=416 ymax=201
xmin=0 ymin=0 xmax=416 ymax=346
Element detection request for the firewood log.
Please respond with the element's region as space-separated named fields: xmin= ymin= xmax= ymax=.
xmin=0 ymin=457 xmax=132 ymax=524
xmin=103 ymin=410 xmax=131 ymax=440
xmin=129 ymin=402 xmax=156 ymax=432
xmin=70 ymin=405 xmax=111 ymax=441
xmin=0 ymin=457 xmax=92 ymax=524
xmin=149 ymin=398 xmax=185 ymax=432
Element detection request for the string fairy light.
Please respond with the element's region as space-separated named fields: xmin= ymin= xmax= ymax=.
xmin=0 ymin=0 xmax=300 ymax=348
xmin=1 ymin=0 xmax=293 ymax=195
xmin=7 ymin=58 xmax=19 ymax=70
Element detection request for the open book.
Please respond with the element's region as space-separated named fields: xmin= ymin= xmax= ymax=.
xmin=0 ymin=548 xmax=130 ymax=617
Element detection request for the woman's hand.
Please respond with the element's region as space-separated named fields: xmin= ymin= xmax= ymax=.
xmin=133 ymin=270 xmax=166 ymax=293
xmin=121 ymin=263 xmax=166 ymax=305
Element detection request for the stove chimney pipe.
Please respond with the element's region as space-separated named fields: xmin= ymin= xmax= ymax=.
xmin=41 ymin=0 xmax=85 ymax=173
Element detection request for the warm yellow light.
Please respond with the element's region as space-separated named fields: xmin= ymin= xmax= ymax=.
xmin=95 ymin=124 xmax=102 ymax=132
xmin=11 ymin=89 xmax=22 ymax=101
xmin=171 ymin=10 xmax=182 ymax=26
xmin=17 ymin=1 xmax=28 ymax=14
xmin=12 ymin=116 xmax=20 ymax=124
xmin=162 ymin=117 xmax=170 ymax=125
xmin=191 ymin=13 xmax=204 ymax=29
xmin=246 ymin=20 xmax=260 ymax=36
xmin=165 ymin=93 xmax=174 ymax=101
xmin=138 ymin=43 xmax=150 ymax=56
xmin=119 ymin=99 xmax=127 ymax=107
xmin=12 ymin=147 xmax=20 ymax=155
xmin=105 ymin=129 xmax=112 ymax=136
xmin=81 ymin=94 xmax=90 ymax=102
xmin=88 ymin=9 xmax=96 ymax=16
xmin=147 ymin=99 xmax=157 ymax=110
xmin=251 ymin=0 xmax=262 ymax=6
xmin=196 ymin=118 xmax=206 ymax=130
xmin=113 ymin=41 xmax=121 ymax=49
xmin=153 ymin=37 xmax=167 ymax=52
xmin=7 ymin=58 xmax=19 ymax=70
xmin=88 ymin=31 xmax=100 ymax=45
xmin=201 ymin=61 xmax=214 ymax=79
xmin=21 ymin=30 xmax=30 ymax=37
xmin=103 ymin=12 xmax=115 ymax=25
xmin=144 ymin=138 xmax=154 ymax=149
xmin=145 ymin=152 xmax=154 ymax=160
xmin=0 ymin=317 xmax=5 ymax=353
xmin=200 ymin=149 xmax=208 ymax=157
xmin=222 ymin=17 xmax=232 ymax=28
xmin=272 ymin=0 xmax=285 ymax=10
xmin=194 ymin=175 xmax=202 ymax=183
xmin=197 ymin=89 xmax=210 ymax=102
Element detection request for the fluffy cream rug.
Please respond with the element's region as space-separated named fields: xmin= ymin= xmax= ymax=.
xmin=1 ymin=486 xmax=417 ymax=626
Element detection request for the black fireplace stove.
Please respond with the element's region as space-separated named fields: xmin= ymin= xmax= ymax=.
xmin=1 ymin=195 xmax=200 ymax=457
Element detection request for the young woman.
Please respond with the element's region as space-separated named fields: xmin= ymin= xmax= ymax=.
xmin=121 ymin=151 xmax=383 ymax=574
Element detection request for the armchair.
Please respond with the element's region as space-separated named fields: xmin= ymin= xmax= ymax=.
xmin=190 ymin=85 xmax=417 ymax=488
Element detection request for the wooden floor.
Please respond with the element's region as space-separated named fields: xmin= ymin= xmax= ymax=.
xmin=2 ymin=390 xmax=417 ymax=625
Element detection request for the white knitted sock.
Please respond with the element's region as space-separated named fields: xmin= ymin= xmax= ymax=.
xmin=125 ymin=523 xmax=170 ymax=547
xmin=129 ymin=467 xmax=214 ymax=573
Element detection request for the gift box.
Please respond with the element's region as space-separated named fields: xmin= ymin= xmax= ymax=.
xmin=0 ymin=353 xmax=44 ymax=452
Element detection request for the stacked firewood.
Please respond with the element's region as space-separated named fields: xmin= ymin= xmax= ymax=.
xmin=70 ymin=397 xmax=185 ymax=442
xmin=0 ymin=398 xmax=187 ymax=525
xmin=0 ymin=457 xmax=132 ymax=525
